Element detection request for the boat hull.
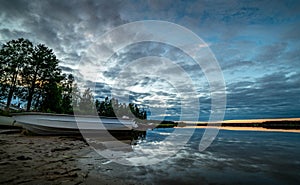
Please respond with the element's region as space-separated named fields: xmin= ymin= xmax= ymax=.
xmin=12 ymin=113 xmax=136 ymax=135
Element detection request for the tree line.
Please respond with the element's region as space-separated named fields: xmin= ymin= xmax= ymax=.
xmin=0 ymin=38 xmax=146 ymax=119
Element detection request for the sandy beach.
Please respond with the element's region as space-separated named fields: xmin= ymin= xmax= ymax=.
xmin=0 ymin=133 xmax=89 ymax=185
xmin=0 ymin=132 xmax=144 ymax=185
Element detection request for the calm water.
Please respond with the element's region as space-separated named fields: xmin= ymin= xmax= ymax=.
xmin=84 ymin=128 xmax=300 ymax=185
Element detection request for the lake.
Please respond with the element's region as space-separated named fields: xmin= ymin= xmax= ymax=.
xmin=82 ymin=128 xmax=300 ymax=185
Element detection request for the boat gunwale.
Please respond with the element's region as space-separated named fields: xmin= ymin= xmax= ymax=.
xmin=11 ymin=112 xmax=133 ymax=120
xmin=35 ymin=118 xmax=134 ymax=125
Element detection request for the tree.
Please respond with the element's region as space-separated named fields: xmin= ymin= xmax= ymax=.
xmin=71 ymin=82 xmax=81 ymax=111
xmin=0 ymin=38 xmax=77 ymax=113
xmin=78 ymin=88 xmax=95 ymax=114
xmin=61 ymin=74 xmax=74 ymax=114
xmin=96 ymin=97 xmax=147 ymax=119
xmin=23 ymin=44 xmax=62 ymax=111
xmin=0 ymin=83 xmax=8 ymax=101
xmin=0 ymin=38 xmax=33 ymax=110
xmin=95 ymin=99 xmax=101 ymax=112
xmin=40 ymin=81 xmax=63 ymax=113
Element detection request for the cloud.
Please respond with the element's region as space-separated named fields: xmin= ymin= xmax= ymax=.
xmin=0 ymin=0 xmax=126 ymax=65
xmin=226 ymin=71 xmax=300 ymax=119
xmin=1 ymin=0 xmax=300 ymax=120
xmin=222 ymin=60 xmax=255 ymax=71
xmin=256 ymin=42 xmax=288 ymax=62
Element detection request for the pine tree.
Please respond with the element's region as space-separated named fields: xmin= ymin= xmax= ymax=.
xmin=23 ymin=44 xmax=62 ymax=111
xmin=0 ymin=38 xmax=33 ymax=110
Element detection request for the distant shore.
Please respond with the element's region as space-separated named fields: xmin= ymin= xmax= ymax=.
xmin=174 ymin=118 xmax=300 ymax=133
xmin=175 ymin=126 xmax=300 ymax=133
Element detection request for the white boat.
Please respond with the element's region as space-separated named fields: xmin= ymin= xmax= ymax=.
xmin=12 ymin=113 xmax=137 ymax=135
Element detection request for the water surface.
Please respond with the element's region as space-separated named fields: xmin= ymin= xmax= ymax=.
xmin=82 ymin=128 xmax=300 ymax=185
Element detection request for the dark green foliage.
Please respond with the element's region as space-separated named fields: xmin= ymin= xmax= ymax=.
xmin=97 ymin=97 xmax=116 ymax=117
xmin=262 ymin=121 xmax=300 ymax=129
xmin=61 ymin=74 xmax=74 ymax=114
xmin=23 ymin=44 xmax=62 ymax=111
xmin=96 ymin=97 xmax=147 ymax=119
xmin=0 ymin=83 xmax=9 ymax=101
xmin=39 ymin=74 xmax=76 ymax=114
xmin=40 ymin=81 xmax=63 ymax=113
xmin=137 ymin=119 xmax=177 ymax=128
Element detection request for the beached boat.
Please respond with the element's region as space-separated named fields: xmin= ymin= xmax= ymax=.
xmin=12 ymin=113 xmax=137 ymax=135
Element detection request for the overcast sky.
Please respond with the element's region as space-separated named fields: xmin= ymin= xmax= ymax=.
xmin=1 ymin=0 xmax=300 ymax=120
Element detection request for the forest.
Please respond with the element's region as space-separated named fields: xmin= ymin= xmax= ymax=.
xmin=0 ymin=38 xmax=146 ymax=119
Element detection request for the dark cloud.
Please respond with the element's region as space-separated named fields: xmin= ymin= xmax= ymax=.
xmin=0 ymin=0 xmax=126 ymax=65
xmin=256 ymin=42 xmax=288 ymax=63
xmin=226 ymin=71 xmax=300 ymax=119
xmin=222 ymin=60 xmax=255 ymax=71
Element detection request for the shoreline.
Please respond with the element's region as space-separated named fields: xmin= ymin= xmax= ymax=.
xmin=175 ymin=126 xmax=300 ymax=133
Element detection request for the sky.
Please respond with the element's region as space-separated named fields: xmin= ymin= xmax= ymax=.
xmin=0 ymin=0 xmax=300 ymax=121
